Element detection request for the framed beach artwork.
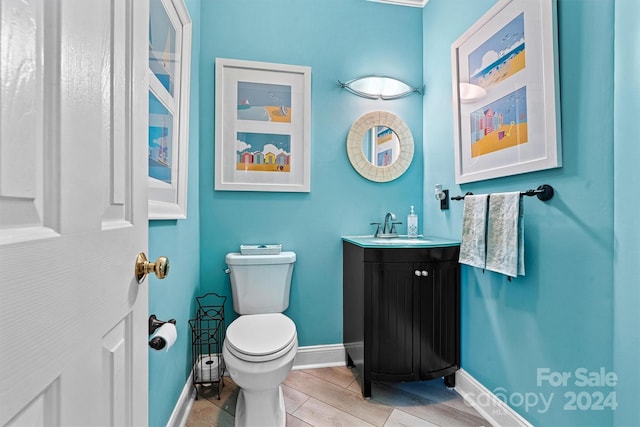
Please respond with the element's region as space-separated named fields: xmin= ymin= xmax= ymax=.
xmin=215 ymin=58 xmax=311 ymax=192
xmin=451 ymin=0 xmax=561 ymax=184
xmin=148 ymin=0 xmax=192 ymax=219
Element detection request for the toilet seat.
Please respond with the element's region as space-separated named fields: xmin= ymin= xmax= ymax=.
xmin=225 ymin=313 xmax=297 ymax=363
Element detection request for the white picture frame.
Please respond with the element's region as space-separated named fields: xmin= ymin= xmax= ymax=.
xmin=215 ymin=58 xmax=311 ymax=192
xmin=148 ymin=0 xmax=191 ymax=219
xmin=451 ymin=0 xmax=561 ymax=184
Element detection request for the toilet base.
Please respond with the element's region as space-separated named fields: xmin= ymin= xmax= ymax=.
xmin=222 ymin=314 xmax=297 ymax=427
xmin=235 ymin=384 xmax=286 ymax=427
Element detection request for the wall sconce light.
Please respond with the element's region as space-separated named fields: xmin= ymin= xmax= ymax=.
xmin=338 ymin=75 xmax=423 ymax=100
xmin=434 ymin=184 xmax=449 ymax=210
xmin=459 ymin=82 xmax=487 ymax=103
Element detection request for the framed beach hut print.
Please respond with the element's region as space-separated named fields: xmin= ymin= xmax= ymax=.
xmin=214 ymin=58 xmax=311 ymax=192
xmin=148 ymin=0 xmax=192 ymax=218
xmin=451 ymin=0 xmax=562 ymax=184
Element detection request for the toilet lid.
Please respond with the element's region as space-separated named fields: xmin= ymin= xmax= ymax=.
xmin=225 ymin=313 xmax=297 ymax=362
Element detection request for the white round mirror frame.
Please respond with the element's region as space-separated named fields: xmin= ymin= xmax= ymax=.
xmin=346 ymin=111 xmax=414 ymax=182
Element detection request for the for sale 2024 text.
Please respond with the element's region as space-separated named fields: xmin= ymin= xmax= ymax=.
xmin=537 ymin=367 xmax=618 ymax=412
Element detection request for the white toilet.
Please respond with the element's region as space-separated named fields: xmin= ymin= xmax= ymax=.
xmin=222 ymin=251 xmax=298 ymax=427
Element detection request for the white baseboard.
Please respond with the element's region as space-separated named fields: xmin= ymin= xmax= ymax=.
xmin=455 ymin=369 xmax=533 ymax=427
xmin=168 ymin=344 xmax=345 ymax=426
xmin=293 ymin=344 xmax=346 ymax=370
xmin=166 ymin=368 xmax=196 ymax=427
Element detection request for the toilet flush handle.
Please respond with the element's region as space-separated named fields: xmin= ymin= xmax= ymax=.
xmin=224 ymin=268 xmax=230 ymax=274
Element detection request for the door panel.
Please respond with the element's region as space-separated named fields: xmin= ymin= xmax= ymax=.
xmin=369 ymin=262 xmax=415 ymax=378
xmin=419 ymin=260 xmax=460 ymax=376
xmin=5 ymin=380 xmax=59 ymax=427
xmin=0 ymin=0 xmax=56 ymax=242
xmin=103 ymin=0 xmax=131 ymax=226
xmin=102 ymin=316 xmax=133 ymax=427
xmin=0 ymin=0 xmax=149 ymax=425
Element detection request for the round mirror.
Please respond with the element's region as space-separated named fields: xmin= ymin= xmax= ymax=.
xmin=346 ymin=111 xmax=414 ymax=182
xmin=361 ymin=126 xmax=400 ymax=166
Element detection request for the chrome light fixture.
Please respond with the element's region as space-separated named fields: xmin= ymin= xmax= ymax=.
xmin=338 ymin=75 xmax=423 ymax=100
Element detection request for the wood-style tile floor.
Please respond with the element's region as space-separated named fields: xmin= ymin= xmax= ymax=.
xmin=185 ymin=366 xmax=491 ymax=426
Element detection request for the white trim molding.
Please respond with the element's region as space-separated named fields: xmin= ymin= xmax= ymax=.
xmin=455 ymin=369 xmax=533 ymax=427
xmin=167 ymin=368 xmax=197 ymax=427
xmin=292 ymin=344 xmax=346 ymax=370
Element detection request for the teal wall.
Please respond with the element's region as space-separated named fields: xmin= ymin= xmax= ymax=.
xmin=148 ymin=1 xmax=201 ymax=426
xmin=148 ymin=0 xmax=422 ymax=425
xmin=197 ymin=0 xmax=424 ymax=346
xmin=424 ymin=0 xmax=623 ymax=425
xmin=613 ymin=0 xmax=640 ymax=425
xmin=148 ymin=0 xmax=640 ymax=426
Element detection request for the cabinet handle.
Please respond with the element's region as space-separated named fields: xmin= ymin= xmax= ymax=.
xmin=414 ymin=270 xmax=421 ymax=277
xmin=421 ymin=270 xmax=429 ymax=277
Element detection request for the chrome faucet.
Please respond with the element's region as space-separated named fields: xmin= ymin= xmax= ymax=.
xmin=370 ymin=212 xmax=401 ymax=238
xmin=383 ymin=212 xmax=396 ymax=235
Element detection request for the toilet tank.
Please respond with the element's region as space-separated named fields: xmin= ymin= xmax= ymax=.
xmin=225 ymin=251 xmax=296 ymax=315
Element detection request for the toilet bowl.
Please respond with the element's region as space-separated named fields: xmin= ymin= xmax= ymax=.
xmin=223 ymin=251 xmax=297 ymax=426
xmin=223 ymin=312 xmax=297 ymax=427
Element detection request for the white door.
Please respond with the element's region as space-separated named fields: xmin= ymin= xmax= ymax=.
xmin=0 ymin=0 xmax=150 ymax=426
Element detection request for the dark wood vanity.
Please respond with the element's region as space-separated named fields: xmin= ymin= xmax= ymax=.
xmin=342 ymin=238 xmax=460 ymax=397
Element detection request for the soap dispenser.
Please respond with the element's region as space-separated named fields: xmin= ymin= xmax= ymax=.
xmin=407 ymin=206 xmax=418 ymax=238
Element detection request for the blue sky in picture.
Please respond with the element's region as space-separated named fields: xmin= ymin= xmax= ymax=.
xmin=236 ymin=132 xmax=291 ymax=155
xmin=237 ymin=81 xmax=291 ymax=108
xmin=469 ymin=12 xmax=525 ymax=81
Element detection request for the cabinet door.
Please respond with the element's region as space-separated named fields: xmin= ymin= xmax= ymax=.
xmin=418 ymin=260 xmax=460 ymax=377
xmin=368 ymin=262 xmax=418 ymax=379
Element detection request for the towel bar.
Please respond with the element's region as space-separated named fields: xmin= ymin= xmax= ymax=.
xmin=451 ymin=184 xmax=554 ymax=202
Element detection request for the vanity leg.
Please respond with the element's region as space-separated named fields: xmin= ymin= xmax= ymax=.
xmin=362 ymin=375 xmax=371 ymax=398
xmin=444 ymin=373 xmax=456 ymax=388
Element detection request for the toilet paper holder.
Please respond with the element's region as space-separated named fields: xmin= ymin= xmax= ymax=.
xmin=149 ymin=314 xmax=176 ymax=335
xmin=149 ymin=315 xmax=177 ymax=351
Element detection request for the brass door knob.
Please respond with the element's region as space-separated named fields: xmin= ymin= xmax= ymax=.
xmin=135 ymin=252 xmax=169 ymax=283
